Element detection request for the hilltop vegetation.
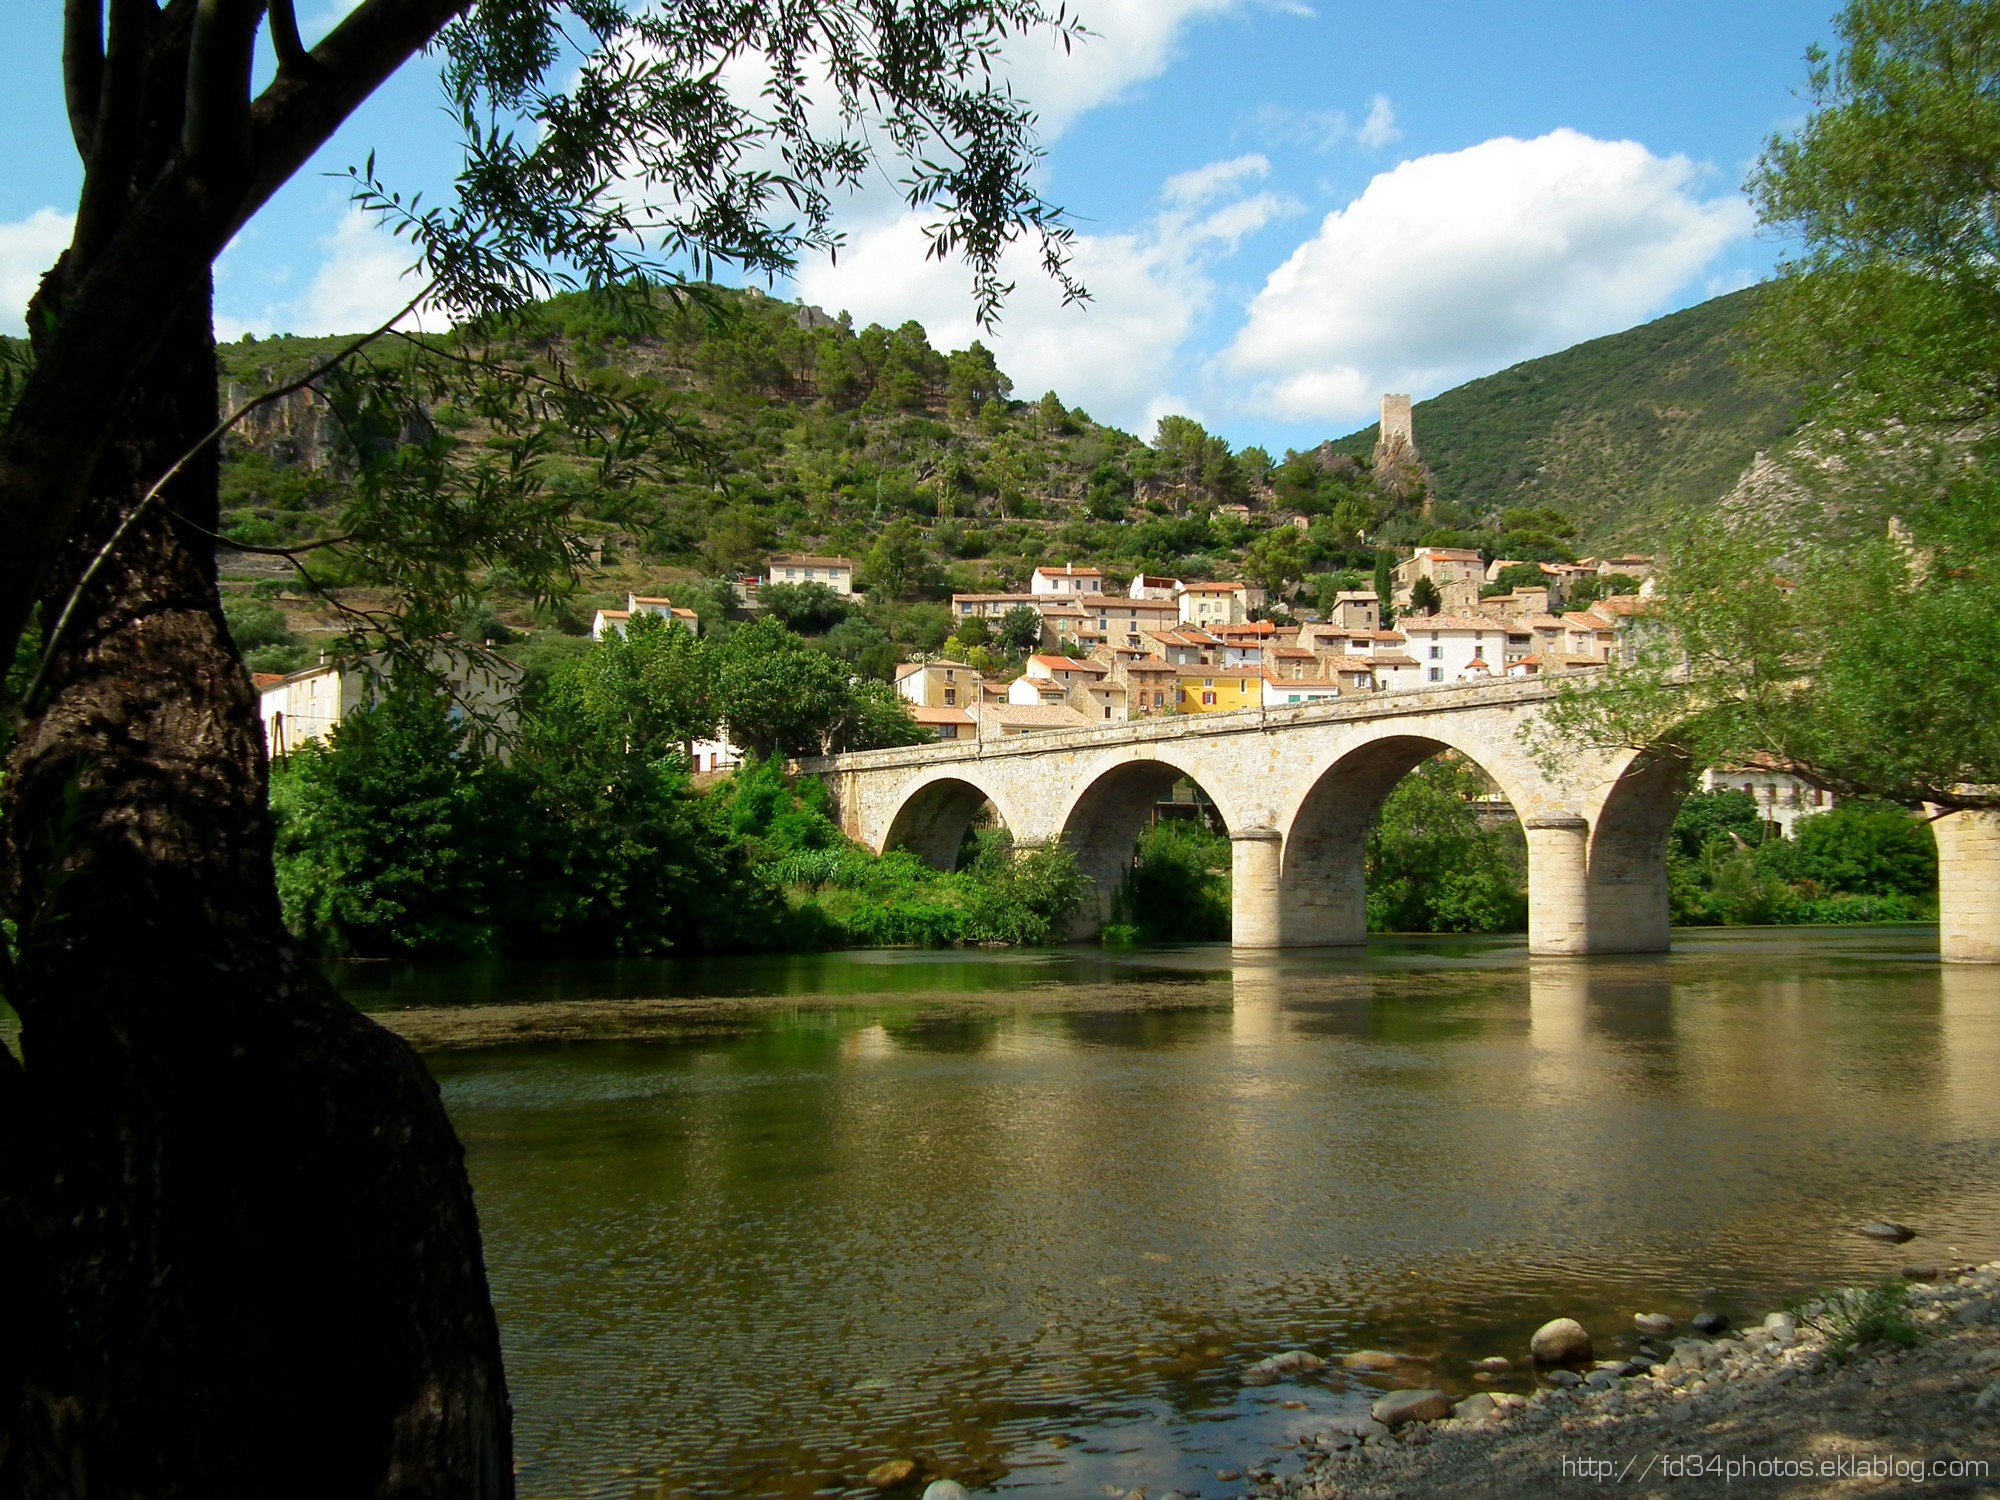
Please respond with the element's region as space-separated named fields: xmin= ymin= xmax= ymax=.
xmin=201 ymin=280 xmax=1661 ymax=677
xmin=1331 ymin=289 xmax=1805 ymax=547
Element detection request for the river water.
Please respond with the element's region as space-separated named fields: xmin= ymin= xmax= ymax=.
xmin=334 ymin=927 xmax=2000 ymax=1500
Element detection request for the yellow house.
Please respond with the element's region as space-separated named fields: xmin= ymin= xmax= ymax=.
xmin=1174 ymin=663 xmax=1262 ymax=712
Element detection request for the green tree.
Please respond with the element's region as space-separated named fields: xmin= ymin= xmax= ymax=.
xmin=714 ymin=617 xmax=856 ymax=758
xmin=760 ymin=580 xmax=852 ymax=634
xmin=1366 ymin=759 xmax=1527 ymax=933
xmin=1243 ymin=526 xmax=1305 ymax=604
xmin=1373 ymin=553 xmax=1398 ymax=628
xmin=539 ymin=612 xmax=716 ymax=760
xmin=1552 ymin=3 xmax=2000 ymax=814
xmin=1115 ymin=819 xmax=1231 ymax=941
xmin=1787 ymin=802 xmax=1938 ymax=899
xmin=996 ymin=603 xmax=1046 ymax=654
xmin=1407 ymin=575 xmax=1443 ymax=616
xmin=0 ymin=1 xmax=1081 ymax=1484
xmin=862 ymin=517 xmax=932 ymax=600
xmin=271 ymin=679 xmax=502 ymax=958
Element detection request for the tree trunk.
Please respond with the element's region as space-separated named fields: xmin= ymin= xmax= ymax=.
xmin=0 ymin=271 xmax=512 ymax=1498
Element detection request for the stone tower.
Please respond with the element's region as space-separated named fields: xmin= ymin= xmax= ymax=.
xmin=1374 ymin=393 xmax=1416 ymax=468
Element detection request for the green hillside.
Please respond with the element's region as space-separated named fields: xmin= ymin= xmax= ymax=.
xmin=1331 ymin=288 xmax=1804 ymax=547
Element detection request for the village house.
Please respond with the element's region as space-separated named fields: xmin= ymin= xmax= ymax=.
xmin=1175 ymin=663 xmax=1262 ymax=713
xmin=1395 ymin=614 xmax=1529 ymax=684
xmin=592 ymin=592 xmax=700 ymax=640
xmin=1145 ymin=626 xmax=1222 ymax=666
xmin=259 ymin=645 xmax=524 ymax=760
xmin=1325 ymin=590 xmax=1381 ymax=631
xmin=969 ymin=702 xmax=1092 ymax=737
xmin=1031 ymin=563 xmax=1106 ymax=597
xmin=1700 ymin=758 xmax=1836 ymax=838
xmin=1212 ymin=620 xmax=1281 ymax=667
xmin=1178 ymin=580 xmax=1257 ymax=628
xmin=766 ymin=553 xmax=854 ymax=595
xmin=1095 ymin=650 xmax=1178 ymax=718
xmin=908 ymin=705 xmax=974 ymax=742
xmin=1077 ymin=594 xmax=1181 ymax=649
xmin=894 ymin=659 xmax=979 ymax=709
xmin=1127 ymin=573 xmax=1182 ymax=601
xmin=1393 ymin=547 xmax=1485 ymax=613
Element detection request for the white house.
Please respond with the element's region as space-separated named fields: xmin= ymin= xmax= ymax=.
xmin=1030 ymin=564 xmax=1105 ymax=597
xmin=767 ymin=554 xmax=855 ymax=595
xmin=593 ymin=592 xmax=700 ymax=640
xmin=1394 ymin=614 xmax=1517 ymax=686
xmin=1700 ymin=760 xmax=1837 ymax=839
xmin=1177 ymin=580 xmax=1254 ymax=627
xmin=1128 ymin=573 xmax=1181 ymax=600
xmin=259 ymin=645 xmax=523 ymax=760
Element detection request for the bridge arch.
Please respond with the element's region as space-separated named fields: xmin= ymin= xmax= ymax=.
xmin=1579 ymin=744 xmax=1692 ymax=954
xmin=1276 ymin=726 xmax=1545 ymax=948
xmin=881 ymin=771 xmax=1020 ymax=871
xmin=1056 ymin=750 xmax=1243 ymax=939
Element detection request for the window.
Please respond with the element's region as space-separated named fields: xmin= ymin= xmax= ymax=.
xmin=1202 ymin=691 xmax=1216 ymax=705
xmin=1204 ymin=678 xmax=1214 ymax=688
xmin=1288 ymin=694 xmax=1301 ymax=704
xmin=1103 ymin=705 xmax=1112 ymax=719
xmin=944 ymin=688 xmax=956 ymax=706
xmin=1472 ymin=645 xmax=1484 ymax=660
xmin=1153 ymin=690 xmax=1165 ymax=708
xmin=1428 ymin=667 xmax=1443 ymax=682
xmin=1428 ymin=645 xmax=1442 ymax=660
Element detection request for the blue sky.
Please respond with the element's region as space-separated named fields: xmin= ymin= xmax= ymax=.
xmin=0 ymin=1 xmax=1834 ymax=452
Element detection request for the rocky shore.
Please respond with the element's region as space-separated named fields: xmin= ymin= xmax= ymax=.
xmin=1241 ymin=1262 xmax=2000 ymax=1500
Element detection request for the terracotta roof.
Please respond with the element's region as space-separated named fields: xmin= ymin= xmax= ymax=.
xmin=596 ymin=608 xmax=631 ymax=620
xmin=1179 ymin=580 xmax=1248 ymax=593
xmin=894 ymin=663 xmax=924 ymax=680
xmin=909 ymin=705 xmax=973 ymax=725
xmin=1175 ymin=663 xmax=1262 ymax=679
xmin=768 ymin=554 xmax=853 ymax=568
xmin=1402 ymin=614 xmax=1508 ymax=632
xmin=973 ymin=703 xmax=1092 ymax=729
xmin=1271 ymin=647 xmax=1317 ymax=659
xmin=1591 ymin=594 xmax=1651 ymax=617
xmin=1033 ymin=565 xmax=1103 ymax=577
xmin=1561 ymin=611 xmax=1614 ymax=630
xmin=951 ymin=592 xmax=1041 ymax=604
xmin=1028 ymin=654 xmax=1106 ymax=674
xmin=1133 ymin=574 xmax=1180 ymax=588
xmin=252 ymin=672 xmax=287 ymax=690
xmin=1370 ymin=653 xmax=1420 ymax=668
xmin=1147 ymin=627 xmax=1221 ymax=647
xmin=1414 ymin=546 xmax=1483 ymax=559
xmin=1523 ymin=614 xmax=1569 ymax=629
xmin=1322 ymin=655 xmax=1376 ymax=673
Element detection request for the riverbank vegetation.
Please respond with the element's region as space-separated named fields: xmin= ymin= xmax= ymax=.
xmin=270 ymin=643 xmax=1090 ymax=959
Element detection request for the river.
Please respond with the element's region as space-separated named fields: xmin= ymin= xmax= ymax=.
xmin=333 ymin=926 xmax=2000 ymax=1500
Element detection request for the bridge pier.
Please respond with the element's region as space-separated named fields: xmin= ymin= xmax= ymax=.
xmin=1230 ymin=829 xmax=1284 ymax=948
xmin=1933 ymin=807 xmax=2000 ymax=963
xmin=1525 ymin=816 xmax=1591 ymax=956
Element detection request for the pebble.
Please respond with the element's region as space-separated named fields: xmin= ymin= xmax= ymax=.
xmin=866 ymin=1459 xmax=919 ymax=1490
xmin=1975 ymin=1383 xmax=2000 ymax=1414
xmin=1529 ymin=1317 xmax=1593 ymax=1364
xmin=1545 ymin=1369 xmax=1583 ymax=1388
xmin=1244 ymin=1350 xmax=1326 ymax=1384
xmin=922 ymin=1484 xmax=972 ymax=1500
xmin=1469 ymin=1355 xmax=1511 ymax=1372
xmin=1905 ymin=1265 xmax=1943 ymax=1282
xmin=1584 ymin=1369 xmax=1618 ymax=1390
xmin=1957 ymin=1298 xmax=1995 ymax=1326
xmin=1340 ymin=1350 xmax=1410 ymax=1371
xmin=1371 ymin=1389 xmax=1454 ymax=1428
xmin=1692 ymin=1312 xmax=1730 ymax=1335
xmin=1453 ymin=1393 xmax=1499 ymax=1422
xmin=1860 ymin=1221 xmax=1917 ymax=1243
xmin=1634 ymin=1312 xmax=1676 ymax=1337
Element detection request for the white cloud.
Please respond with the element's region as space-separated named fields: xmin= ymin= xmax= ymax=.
xmin=1002 ymin=0 xmax=1262 ymax=138
xmin=1164 ymin=154 xmax=1270 ymax=207
xmin=1221 ymin=128 xmax=1754 ymax=427
xmin=1246 ymin=104 xmax=1351 ymax=154
xmin=218 ymin=208 xmax=431 ymax=338
xmin=792 ymin=159 xmax=1297 ymax=432
xmin=1 ymin=208 xmax=75 ymax=336
xmin=1357 ymin=94 xmax=1400 ymax=149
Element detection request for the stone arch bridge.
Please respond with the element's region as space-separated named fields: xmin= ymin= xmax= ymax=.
xmin=803 ymin=677 xmax=1999 ymax=962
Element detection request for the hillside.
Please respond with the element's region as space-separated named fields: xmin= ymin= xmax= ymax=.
xmin=1330 ymin=288 xmax=1804 ymax=547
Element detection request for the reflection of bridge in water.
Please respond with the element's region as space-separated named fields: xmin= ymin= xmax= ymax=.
xmin=804 ymin=677 xmax=2000 ymax=961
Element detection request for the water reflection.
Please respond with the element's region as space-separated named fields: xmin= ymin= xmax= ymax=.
xmin=410 ymin=928 xmax=2000 ymax=1499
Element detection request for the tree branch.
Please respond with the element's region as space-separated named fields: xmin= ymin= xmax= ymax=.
xmin=266 ymin=0 xmax=310 ymax=74
xmin=62 ymin=0 xmax=104 ymax=161
xmin=184 ymin=0 xmax=260 ymax=176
